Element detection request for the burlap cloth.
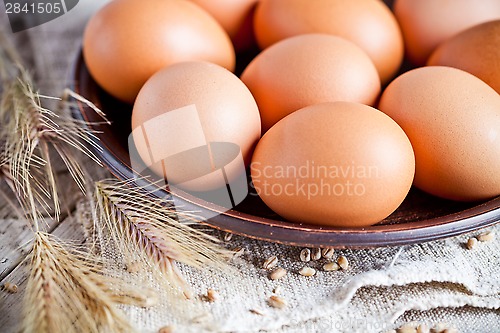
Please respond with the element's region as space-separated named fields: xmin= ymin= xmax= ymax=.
xmin=1 ymin=2 xmax=499 ymax=332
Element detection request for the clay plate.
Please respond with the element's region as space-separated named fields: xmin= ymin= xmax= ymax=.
xmin=70 ymin=52 xmax=500 ymax=249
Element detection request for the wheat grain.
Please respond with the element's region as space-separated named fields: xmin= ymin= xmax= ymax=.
xmin=249 ymin=308 xmax=266 ymax=316
xmin=311 ymin=248 xmax=321 ymax=261
xmin=323 ymin=262 xmax=340 ymax=271
xmin=466 ymin=237 xmax=478 ymax=250
xmin=321 ymin=248 xmax=335 ymax=259
xmin=223 ymin=232 xmax=233 ymax=242
xmin=337 ymin=256 xmax=349 ymax=270
xmin=262 ymin=255 xmax=278 ymax=269
xmin=206 ymin=289 xmax=219 ymax=302
xmin=300 ymin=248 xmax=311 ymax=262
xmin=2 ymin=282 xmax=18 ymax=293
xmin=477 ymin=231 xmax=495 ymax=242
xmin=298 ymin=267 xmax=316 ymax=277
xmin=269 ymin=267 xmax=287 ymax=280
xmin=268 ymin=295 xmax=286 ymax=309
xmin=416 ymin=324 xmax=430 ymax=333
xmin=158 ymin=326 xmax=175 ymax=333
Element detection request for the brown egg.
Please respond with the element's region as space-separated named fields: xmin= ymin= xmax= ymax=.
xmin=428 ymin=20 xmax=500 ymax=95
xmin=394 ymin=0 xmax=500 ymax=65
xmin=250 ymin=102 xmax=415 ymax=228
xmin=240 ymin=34 xmax=381 ymax=133
xmin=379 ymin=66 xmax=500 ymax=201
xmin=83 ymin=0 xmax=235 ymax=104
xmin=253 ymin=0 xmax=404 ymax=83
xmin=189 ymin=0 xmax=258 ymax=51
xmin=131 ymin=61 xmax=261 ymax=192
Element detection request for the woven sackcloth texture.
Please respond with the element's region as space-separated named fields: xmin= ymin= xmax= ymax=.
xmin=1 ymin=2 xmax=499 ymax=332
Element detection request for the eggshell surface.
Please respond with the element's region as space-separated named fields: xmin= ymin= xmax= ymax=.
xmin=131 ymin=61 xmax=261 ymax=192
xmin=394 ymin=0 xmax=500 ymax=65
xmin=254 ymin=0 xmax=404 ymax=83
xmin=378 ymin=66 xmax=500 ymax=201
xmin=428 ymin=20 xmax=500 ymax=95
xmin=189 ymin=0 xmax=258 ymax=51
xmin=241 ymin=34 xmax=381 ymax=133
xmin=83 ymin=0 xmax=235 ymax=103
xmin=250 ymin=102 xmax=415 ymax=228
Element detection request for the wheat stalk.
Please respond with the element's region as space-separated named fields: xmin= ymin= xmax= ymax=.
xmin=0 ymin=29 xmax=106 ymax=224
xmin=0 ymin=30 xmax=22 ymax=82
xmin=0 ymin=74 xmax=107 ymax=220
xmin=94 ymin=179 xmax=232 ymax=297
xmin=23 ymin=231 xmax=157 ymax=333
xmin=0 ymin=29 xmax=235 ymax=331
xmin=0 ymin=31 xmax=149 ymax=332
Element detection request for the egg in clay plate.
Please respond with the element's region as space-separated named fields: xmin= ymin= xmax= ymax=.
xmin=379 ymin=66 xmax=500 ymax=201
xmin=250 ymin=102 xmax=415 ymax=228
xmin=188 ymin=0 xmax=259 ymax=51
xmin=427 ymin=20 xmax=500 ymax=95
xmin=72 ymin=0 xmax=500 ymax=246
xmin=131 ymin=61 xmax=261 ymax=195
xmin=83 ymin=0 xmax=235 ymax=104
xmin=393 ymin=0 xmax=500 ymax=65
xmin=254 ymin=0 xmax=404 ymax=83
xmin=241 ymin=34 xmax=381 ymax=133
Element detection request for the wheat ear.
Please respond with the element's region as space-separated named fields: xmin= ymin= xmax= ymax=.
xmin=0 ymin=31 xmax=145 ymax=332
xmin=0 ymin=29 xmax=107 ymax=223
xmin=94 ymin=179 xmax=232 ymax=296
xmin=23 ymin=231 xmax=158 ymax=333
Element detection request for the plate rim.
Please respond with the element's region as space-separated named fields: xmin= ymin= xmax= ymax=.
xmin=70 ymin=51 xmax=500 ymax=249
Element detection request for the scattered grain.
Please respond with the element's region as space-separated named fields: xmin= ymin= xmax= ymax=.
xmin=269 ymin=267 xmax=287 ymax=280
xmin=321 ymin=248 xmax=335 ymax=259
xmin=466 ymin=237 xmax=478 ymax=250
xmin=311 ymin=248 xmax=322 ymax=261
xmin=141 ymin=294 xmax=159 ymax=308
xmin=191 ymin=313 xmax=212 ymax=324
xmin=223 ymin=232 xmax=233 ymax=242
xmin=323 ymin=262 xmax=340 ymax=271
xmin=337 ymin=255 xmax=349 ymax=270
xmin=183 ymin=290 xmax=193 ymax=300
xmin=268 ymin=295 xmax=287 ymax=309
xmin=232 ymin=246 xmax=244 ymax=257
xmin=249 ymin=308 xmax=266 ymax=316
xmin=263 ymin=255 xmax=278 ymax=269
xmin=397 ymin=325 xmax=417 ymax=333
xmin=206 ymin=288 xmax=219 ymax=302
xmin=442 ymin=329 xmax=458 ymax=333
xmin=300 ymin=248 xmax=311 ymax=262
xmin=126 ymin=261 xmax=141 ymax=273
xmin=477 ymin=231 xmax=495 ymax=242
xmin=430 ymin=323 xmax=448 ymax=333
xmin=2 ymin=282 xmax=18 ymax=293
xmin=416 ymin=323 xmax=430 ymax=333
xmin=158 ymin=326 xmax=174 ymax=333
xmin=299 ymin=266 xmax=316 ymax=277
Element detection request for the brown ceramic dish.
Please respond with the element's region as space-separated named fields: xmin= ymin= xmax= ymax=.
xmin=71 ymin=51 xmax=500 ymax=249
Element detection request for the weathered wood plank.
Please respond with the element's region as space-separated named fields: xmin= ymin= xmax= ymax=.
xmin=0 ymin=217 xmax=56 ymax=281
